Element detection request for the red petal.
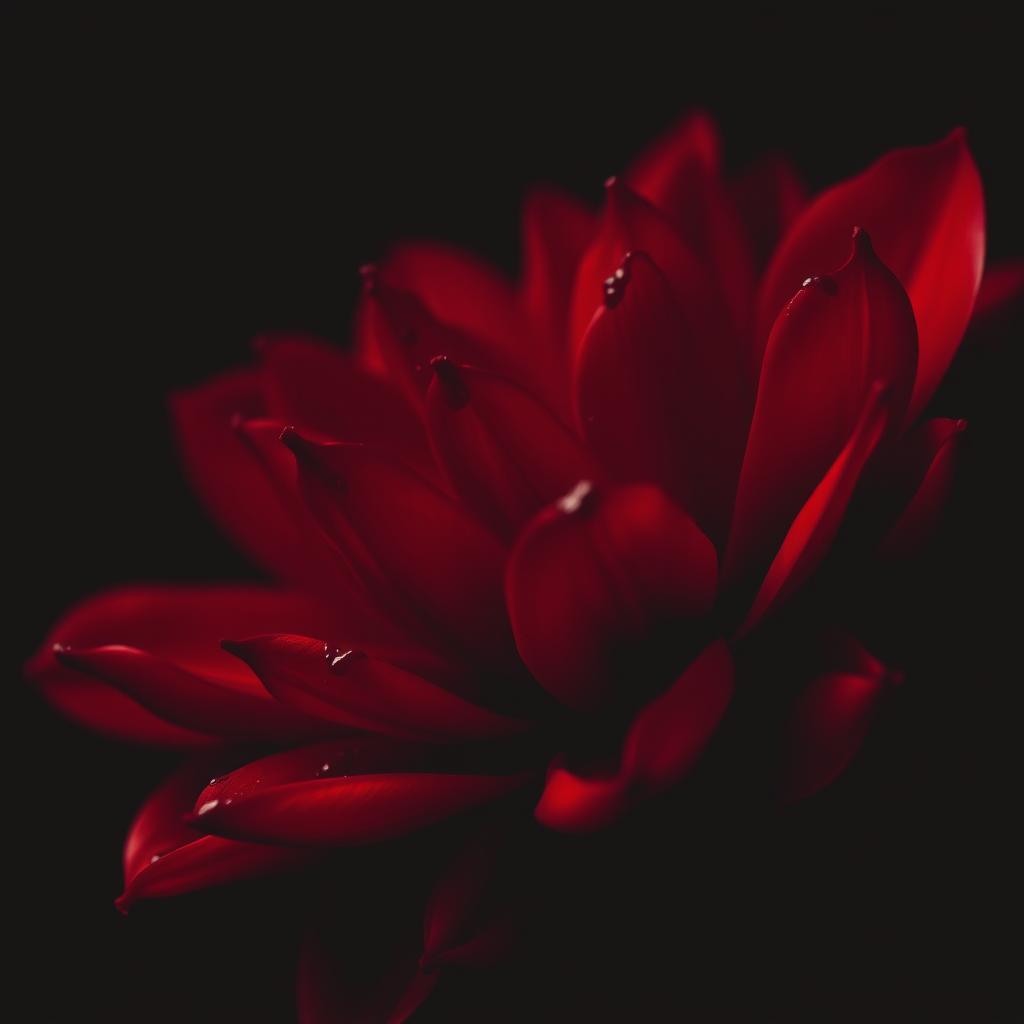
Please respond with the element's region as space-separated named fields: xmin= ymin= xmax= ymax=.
xmin=222 ymin=634 xmax=529 ymax=742
xmin=533 ymin=762 xmax=630 ymax=834
xmin=189 ymin=740 xmax=531 ymax=845
xmin=520 ymin=186 xmax=595 ymax=395
xmin=426 ymin=358 xmax=601 ymax=540
xmin=506 ymin=482 xmax=718 ymax=711
xmin=117 ymin=760 xmax=313 ymax=911
xmin=626 ymin=110 xmax=755 ymax=332
xmin=621 ymin=639 xmax=734 ymax=789
xmin=28 ymin=585 xmax=330 ymax=744
xmin=170 ymin=368 xmax=325 ymax=584
xmin=875 ymin=418 xmax=966 ymax=558
xmin=726 ymin=230 xmax=917 ymax=585
xmin=282 ymin=430 xmax=518 ymax=680
xmin=258 ymin=332 xmax=433 ymax=473
xmin=757 ymin=130 xmax=985 ymax=422
xmin=782 ymin=671 xmax=886 ymax=802
xmin=739 ymin=386 xmax=892 ymax=634
xmin=569 ymin=179 xmax=735 ymax=370
xmin=54 ymin=644 xmax=330 ymax=741
xmin=574 ymin=250 xmax=747 ymax=542
xmin=730 ymin=154 xmax=806 ymax=272
xmin=536 ymin=640 xmax=733 ymax=833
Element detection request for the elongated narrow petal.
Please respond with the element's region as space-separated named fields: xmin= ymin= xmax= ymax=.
xmin=575 ymin=250 xmax=746 ymax=541
xmin=222 ymin=634 xmax=529 ymax=742
xmin=506 ymin=482 xmax=718 ymax=711
xmin=281 ymin=431 xmax=519 ymax=679
xmin=258 ymin=332 xmax=433 ymax=473
xmin=426 ymin=358 xmax=601 ymax=539
xmin=28 ymin=586 xmax=333 ymax=744
xmin=54 ymin=645 xmax=330 ymax=741
xmin=189 ymin=740 xmax=532 ymax=846
xmin=537 ymin=641 xmax=733 ymax=832
xmin=170 ymin=368 xmax=329 ymax=584
xmin=758 ymin=130 xmax=985 ymax=421
xmin=627 ymin=110 xmax=755 ymax=330
xmin=726 ymin=230 xmax=917 ymax=585
xmin=740 ymin=387 xmax=892 ymax=634
xmin=117 ymin=761 xmax=313 ymax=911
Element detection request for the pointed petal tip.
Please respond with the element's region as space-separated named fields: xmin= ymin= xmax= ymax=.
xmin=114 ymin=893 xmax=131 ymax=916
xmin=850 ymin=224 xmax=875 ymax=255
xmin=359 ymin=263 xmax=379 ymax=293
xmin=429 ymin=355 xmax=470 ymax=409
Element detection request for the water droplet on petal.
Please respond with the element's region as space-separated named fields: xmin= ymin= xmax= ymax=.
xmin=208 ymin=774 xmax=230 ymax=786
xmin=314 ymin=762 xmax=332 ymax=778
xmin=603 ymin=253 xmax=633 ymax=308
xmin=324 ymin=645 xmax=366 ymax=675
xmin=557 ymin=479 xmax=598 ymax=517
xmin=149 ymin=854 xmax=161 ymax=865
xmin=196 ymin=799 xmax=220 ymax=817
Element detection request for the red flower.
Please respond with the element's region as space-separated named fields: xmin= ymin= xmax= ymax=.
xmin=27 ymin=113 xmax=1018 ymax=1020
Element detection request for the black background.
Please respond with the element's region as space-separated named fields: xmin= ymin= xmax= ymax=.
xmin=8 ymin=12 xmax=1020 ymax=1022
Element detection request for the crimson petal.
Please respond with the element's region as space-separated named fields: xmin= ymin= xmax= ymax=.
xmin=739 ymin=385 xmax=892 ymax=634
xmin=757 ymin=129 xmax=985 ymax=422
xmin=536 ymin=641 xmax=733 ymax=832
xmin=188 ymin=740 xmax=531 ymax=846
xmin=282 ymin=430 xmax=518 ymax=680
xmin=726 ymin=230 xmax=917 ymax=585
xmin=426 ymin=358 xmax=601 ymax=540
xmin=626 ymin=110 xmax=755 ymax=332
xmin=222 ymin=634 xmax=529 ymax=742
xmin=506 ymin=482 xmax=717 ymax=711
xmin=117 ymin=760 xmax=313 ymax=912
xmin=575 ymin=250 xmax=746 ymax=542
xmin=730 ymin=154 xmax=807 ymax=272
xmin=28 ymin=585 xmax=331 ymax=745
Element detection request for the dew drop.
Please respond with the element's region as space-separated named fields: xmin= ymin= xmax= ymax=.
xmin=557 ymin=479 xmax=598 ymax=517
xmin=314 ymin=762 xmax=332 ymax=778
xmin=603 ymin=253 xmax=633 ymax=308
xmin=149 ymin=854 xmax=161 ymax=865
xmin=208 ymin=774 xmax=231 ymax=786
xmin=324 ymin=645 xmax=366 ymax=675
xmin=196 ymin=799 xmax=220 ymax=817
xmin=801 ymin=274 xmax=838 ymax=296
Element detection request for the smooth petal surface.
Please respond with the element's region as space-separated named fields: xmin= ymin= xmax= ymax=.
xmin=189 ymin=740 xmax=532 ymax=845
xmin=222 ymin=634 xmax=529 ymax=742
xmin=740 ymin=386 xmax=892 ymax=634
xmin=757 ymin=130 xmax=985 ymax=421
xmin=575 ymin=250 xmax=746 ymax=541
xmin=537 ymin=641 xmax=733 ymax=832
xmin=426 ymin=358 xmax=601 ymax=539
xmin=731 ymin=154 xmax=806 ymax=272
xmin=170 ymin=368 xmax=326 ymax=584
xmin=627 ymin=110 xmax=755 ymax=330
xmin=117 ymin=760 xmax=313 ymax=911
xmin=282 ymin=431 xmax=518 ymax=679
xmin=258 ymin=333 xmax=432 ymax=472
xmin=507 ymin=482 xmax=718 ymax=711
xmin=726 ymin=231 xmax=917 ymax=584
xmin=29 ymin=586 xmax=331 ymax=744
xmin=782 ymin=670 xmax=886 ymax=802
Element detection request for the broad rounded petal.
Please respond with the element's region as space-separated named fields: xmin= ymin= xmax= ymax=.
xmin=875 ymin=418 xmax=966 ymax=558
xmin=569 ymin=179 xmax=735 ymax=369
xmin=731 ymin=154 xmax=807 ymax=272
xmin=627 ymin=110 xmax=755 ymax=331
xmin=189 ymin=740 xmax=532 ymax=846
xmin=757 ymin=130 xmax=985 ymax=422
xmin=575 ymin=250 xmax=747 ymax=542
xmin=726 ymin=231 xmax=917 ymax=585
xmin=117 ymin=760 xmax=313 ymax=912
xmin=506 ymin=482 xmax=718 ymax=711
xmin=282 ymin=431 xmax=518 ymax=678
xmin=258 ymin=332 xmax=433 ymax=473
xmin=222 ymin=634 xmax=530 ymax=742
xmin=54 ymin=645 xmax=330 ymax=741
xmin=782 ymin=671 xmax=886 ymax=802
xmin=533 ymin=762 xmax=630 ymax=834
xmin=28 ymin=585 xmax=331 ymax=744
xmin=170 ymin=368 xmax=323 ymax=584
xmin=426 ymin=358 xmax=601 ymax=540
xmin=622 ymin=640 xmax=734 ymax=789
xmin=739 ymin=386 xmax=891 ymax=634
